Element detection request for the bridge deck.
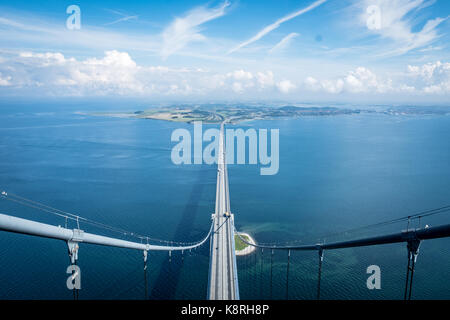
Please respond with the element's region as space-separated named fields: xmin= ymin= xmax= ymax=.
xmin=208 ymin=124 xmax=239 ymax=300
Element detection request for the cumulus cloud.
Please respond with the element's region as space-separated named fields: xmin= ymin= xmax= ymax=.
xmin=320 ymin=79 xmax=345 ymax=94
xmin=222 ymin=69 xmax=292 ymax=94
xmin=224 ymin=70 xmax=279 ymax=94
xmin=19 ymin=52 xmax=69 ymax=66
xmin=160 ymin=1 xmax=230 ymax=59
xmin=277 ymin=80 xmax=296 ymax=93
xmin=1 ymin=50 xmax=448 ymax=98
xmin=304 ymin=67 xmax=385 ymax=94
xmin=3 ymin=50 xmax=143 ymax=95
xmin=227 ymin=69 xmax=253 ymax=81
xmin=0 ymin=51 xmax=293 ymax=97
xmin=344 ymin=67 xmax=382 ymax=93
xmin=256 ymin=71 xmax=275 ymax=88
xmin=407 ymin=61 xmax=450 ymax=93
xmin=304 ymin=62 xmax=450 ymax=95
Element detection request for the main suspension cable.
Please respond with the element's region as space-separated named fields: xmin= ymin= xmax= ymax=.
xmin=1 ymin=190 xmax=211 ymax=247
xmin=234 ymin=204 xmax=450 ymax=248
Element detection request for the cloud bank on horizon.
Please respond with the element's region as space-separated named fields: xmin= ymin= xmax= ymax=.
xmin=0 ymin=0 xmax=448 ymax=103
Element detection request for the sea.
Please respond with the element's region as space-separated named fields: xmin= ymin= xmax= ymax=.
xmin=0 ymin=102 xmax=449 ymax=300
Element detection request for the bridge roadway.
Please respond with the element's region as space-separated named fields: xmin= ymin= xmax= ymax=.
xmin=207 ymin=123 xmax=239 ymax=300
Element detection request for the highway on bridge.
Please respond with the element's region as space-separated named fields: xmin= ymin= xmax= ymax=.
xmin=207 ymin=123 xmax=239 ymax=300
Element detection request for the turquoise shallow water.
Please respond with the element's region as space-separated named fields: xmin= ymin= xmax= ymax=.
xmin=0 ymin=103 xmax=449 ymax=299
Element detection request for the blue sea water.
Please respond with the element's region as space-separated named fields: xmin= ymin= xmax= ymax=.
xmin=0 ymin=103 xmax=449 ymax=300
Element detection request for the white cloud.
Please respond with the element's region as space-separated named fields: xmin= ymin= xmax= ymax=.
xmin=1 ymin=49 xmax=448 ymax=98
xmin=228 ymin=0 xmax=326 ymax=54
xmin=84 ymin=50 xmax=137 ymax=68
xmin=160 ymin=1 xmax=230 ymax=59
xmin=360 ymin=0 xmax=447 ymax=56
xmin=19 ymin=52 xmax=71 ymax=66
xmin=321 ymin=79 xmax=345 ymax=94
xmin=407 ymin=61 xmax=450 ymax=80
xmin=269 ymin=33 xmax=300 ymax=54
xmin=344 ymin=67 xmax=380 ymax=93
xmin=256 ymin=71 xmax=275 ymax=88
xmin=0 ymin=72 xmax=11 ymax=86
xmin=407 ymin=61 xmax=450 ymax=93
xmin=0 ymin=52 xmax=288 ymax=97
xmin=9 ymin=50 xmax=142 ymax=95
xmin=277 ymin=80 xmax=296 ymax=93
xmin=304 ymin=62 xmax=450 ymax=95
xmin=304 ymin=76 xmax=320 ymax=91
xmin=227 ymin=69 xmax=253 ymax=80
xmin=304 ymin=68 xmax=383 ymax=94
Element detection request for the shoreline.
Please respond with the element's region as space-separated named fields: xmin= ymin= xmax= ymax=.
xmin=235 ymin=232 xmax=256 ymax=256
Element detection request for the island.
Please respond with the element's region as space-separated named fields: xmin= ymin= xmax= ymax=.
xmin=235 ymin=232 xmax=256 ymax=256
xmin=91 ymin=105 xmax=362 ymax=124
xmin=89 ymin=104 xmax=449 ymax=124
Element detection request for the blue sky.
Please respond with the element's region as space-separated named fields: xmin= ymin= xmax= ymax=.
xmin=0 ymin=0 xmax=449 ymax=103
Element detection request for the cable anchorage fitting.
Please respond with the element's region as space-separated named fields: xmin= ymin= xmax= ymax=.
xmin=407 ymin=239 xmax=421 ymax=263
xmin=67 ymin=240 xmax=79 ymax=265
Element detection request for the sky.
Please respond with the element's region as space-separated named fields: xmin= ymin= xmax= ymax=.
xmin=0 ymin=0 xmax=449 ymax=104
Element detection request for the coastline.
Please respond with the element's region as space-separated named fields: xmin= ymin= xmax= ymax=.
xmin=235 ymin=232 xmax=256 ymax=256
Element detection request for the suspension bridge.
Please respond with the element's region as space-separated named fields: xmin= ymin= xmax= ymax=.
xmin=208 ymin=123 xmax=239 ymax=300
xmin=0 ymin=123 xmax=450 ymax=300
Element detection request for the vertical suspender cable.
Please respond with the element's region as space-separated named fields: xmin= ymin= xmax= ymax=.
xmin=260 ymin=248 xmax=264 ymax=299
xmin=254 ymin=250 xmax=257 ymax=297
xmin=404 ymin=240 xmax=420 ymax=300
xmin=404 ymin=250 xmax=411 ymax=300
xmin=76 ymin=259 xmax=79 ymax=300
xmin=72 ymin=259 xmax=77 ymax=300
xmin=143 ymin=250 xmax=148 ymax=300
xmin=270 ymin=249 xmax=274 ymax=299
xmin=408 ymin=257 xmax=416 ymax=300
xmin=317 ymin=248 xmax=324 ymax=300
xmin=286 ymin=249 xmax=291 ymax=300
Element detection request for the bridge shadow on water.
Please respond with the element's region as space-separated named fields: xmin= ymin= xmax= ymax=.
xmin=150 ymin=169 xmax=210 ymax=299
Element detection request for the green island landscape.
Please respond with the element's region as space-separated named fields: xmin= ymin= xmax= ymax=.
xmin=91 ymin=104 xmax=450 ymax=124
xmin=234 ymin=234 xmax=250 ymax=251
